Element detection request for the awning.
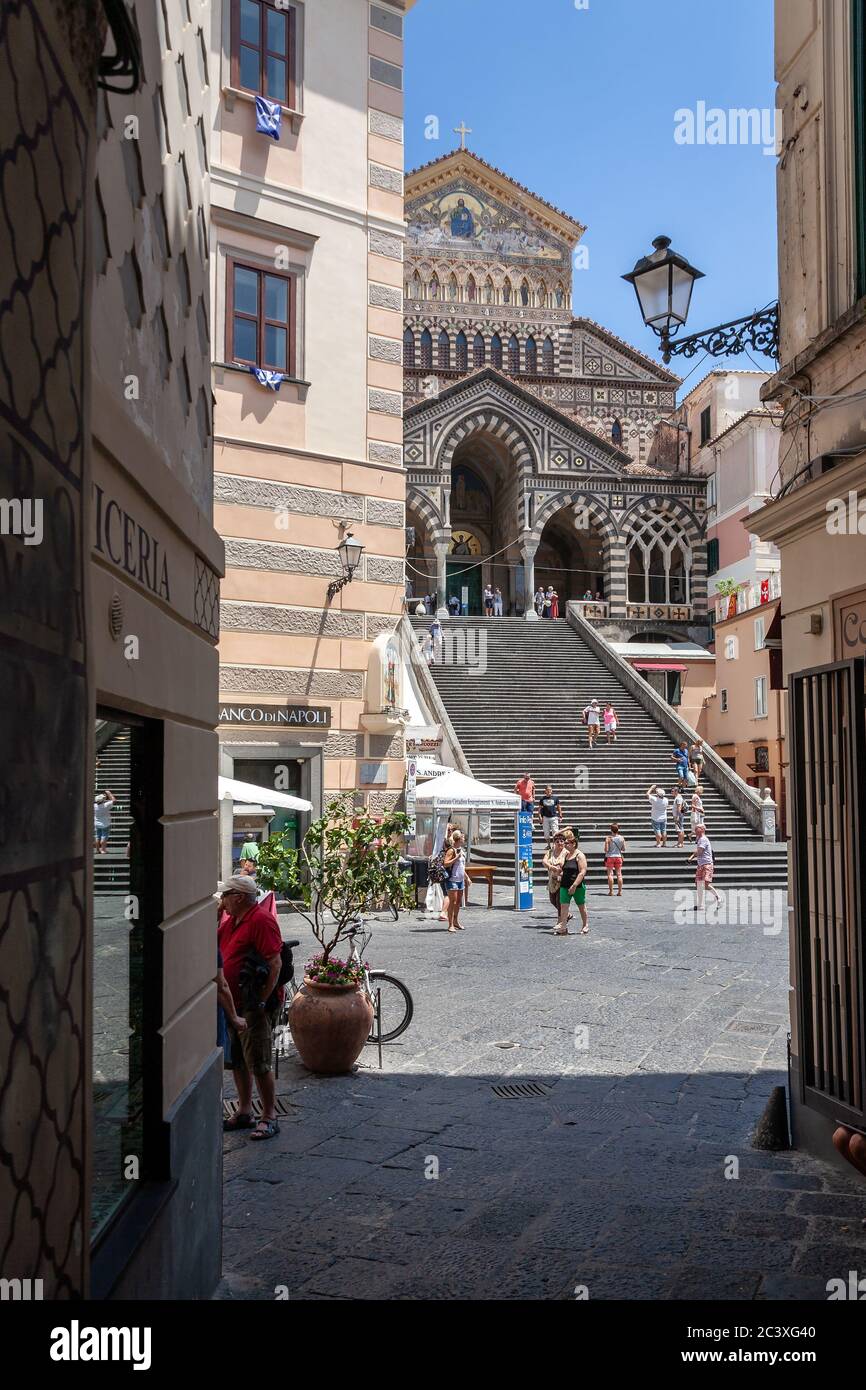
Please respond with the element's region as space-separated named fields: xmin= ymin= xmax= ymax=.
xmin=631 ymin=662 xmax=688 ymax=672
xmin=217 ymin=776 xmax=312 ymax=811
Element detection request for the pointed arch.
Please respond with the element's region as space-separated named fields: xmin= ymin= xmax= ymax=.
xmin=490 ymin=332 xmax=503 ymax=368
xmin=507 ymin=334 xmax=520 ymax=373
xmin=611 ymin=418 xmax=623 ymax=447
xmin=403 ymin=327 xmax=415 ymax=368
xmin=447 ymin=272 xmax=459 ymax=301
xmin=434 ymin=405 xmax=540 ymax=483
xmin=437 ymin=329 xmax=450 ymax=369
xmin=429 ymin=274 xmax=440 ymax=300
xmin=520 ymin=278 xmax=530 ymax=306
xmin=529 ymin=491 xmax=619 ymax=550
xmin=455 ymin=330 xmax=468 ymax=371
xmin=473 ymin=331 xmax=486 ymax=368
xmin=483 ymin=275 xmax=495 ymax=304
xmin=502 ymin=277 xmax=512 ymax=304
xmin=525 ymin=335 xmax=537 ymax=373
xmin=466 ymin=275 xmax=477 ymax=303
xmin=623 ymin=508 xmax=696 ymax=605
xmin=419 ymin=327 xmax=433 ymax=368
xmin=542 ymin=336 xmax=555 ymax=373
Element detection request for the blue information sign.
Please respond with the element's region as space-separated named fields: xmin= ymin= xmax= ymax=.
xmin=516 ymin=811 xmax=534 ymax=910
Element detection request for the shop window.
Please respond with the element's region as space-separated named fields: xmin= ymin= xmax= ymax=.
xmin=231 ymin=0 xmax=296 ymax=107
xmin=92 ymin=712 xmax=163 ymax=1243
xmin=228 ymin=258 xmax=294 ymax=374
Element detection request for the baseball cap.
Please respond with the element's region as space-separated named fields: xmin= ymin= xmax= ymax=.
xmin=214 ymin=874 xmax=258 ymax=900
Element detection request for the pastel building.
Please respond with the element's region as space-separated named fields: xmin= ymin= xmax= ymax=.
xmin=209 ymin=0 xmax=415 ymax=827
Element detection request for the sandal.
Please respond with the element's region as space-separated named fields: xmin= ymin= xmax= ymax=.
xmin=249 ymin=1117 xmax=280 ymax=1141
xmin=223 ymin=1111 xmax=254 ymax=1132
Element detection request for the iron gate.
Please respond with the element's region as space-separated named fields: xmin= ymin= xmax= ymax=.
xmin=789 ymin=658 xmax=866 ymax=1126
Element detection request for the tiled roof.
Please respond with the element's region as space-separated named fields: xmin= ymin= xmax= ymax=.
xmin=405 ymin=148 xmax=585 ymax=234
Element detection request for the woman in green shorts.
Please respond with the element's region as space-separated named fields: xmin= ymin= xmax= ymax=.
xmin=555 ymin=828 xmax=589 ymax=936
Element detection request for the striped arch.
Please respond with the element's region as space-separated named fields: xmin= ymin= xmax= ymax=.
xmin=527 ymin=490 xmax=618 ymax=550
xmin=619 ymin=496 xmax=707 ymax=613
xmin=434 ymin=406 xmax=540 ymax=482
xmin=406 ymin=485 xmax=447 ymax=543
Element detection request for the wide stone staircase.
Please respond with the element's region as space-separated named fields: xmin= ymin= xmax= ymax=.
xmin=412 ymin=616 xmax=787 ymax=890
xmin=94 ymin=723 xmax=132 ymax=896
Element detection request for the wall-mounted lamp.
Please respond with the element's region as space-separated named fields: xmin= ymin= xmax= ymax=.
xmin=327 ymin=533 xmax=364 ymax=600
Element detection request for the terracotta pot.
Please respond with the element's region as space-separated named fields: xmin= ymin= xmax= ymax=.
xmin=288 ymin=977 xmax=374 ymax=1075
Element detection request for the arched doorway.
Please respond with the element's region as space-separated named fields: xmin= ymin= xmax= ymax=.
xmin=535 ymin=508 xmax=608 ymax=604
xmin=447 ymin=434 xmax=517 ymax=613
xmin=405 ymin=501 xmax=438 ymax=609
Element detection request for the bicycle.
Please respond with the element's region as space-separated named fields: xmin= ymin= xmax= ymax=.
xmin=275 ymin=919 xmax=413 ymax=1063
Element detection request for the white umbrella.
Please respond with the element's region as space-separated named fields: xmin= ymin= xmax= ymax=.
xmin=217 ymin=776 xmax=312 ymax=811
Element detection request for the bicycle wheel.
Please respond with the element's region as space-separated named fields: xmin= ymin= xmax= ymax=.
xmin=366 ymin=972 xmax=413 ymax=1043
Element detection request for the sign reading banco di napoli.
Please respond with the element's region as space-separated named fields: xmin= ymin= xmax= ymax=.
xmin=218 ymin=704 xmax=332 ymax=727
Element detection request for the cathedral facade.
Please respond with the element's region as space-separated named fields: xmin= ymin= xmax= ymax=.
xmin=403 ymin=149 xmax=709 ymax=639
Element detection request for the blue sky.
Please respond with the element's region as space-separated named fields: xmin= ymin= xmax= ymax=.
xmin=404 ymin=0 xmax=778 ymax=391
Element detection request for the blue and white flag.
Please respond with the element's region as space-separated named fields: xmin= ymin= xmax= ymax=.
xmin=249 ymin=366 xmax=283 ymax=391
xmin=255 ymin=96 xmax=282 ymax=141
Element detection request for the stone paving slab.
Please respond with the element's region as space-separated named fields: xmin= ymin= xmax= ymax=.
xmin=216 ymin=890 xmax=866 ymax=1302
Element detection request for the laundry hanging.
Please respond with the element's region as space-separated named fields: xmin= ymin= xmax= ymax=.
xmin=255 ymin=95 xmax=282 ymax=141
xmin=248 ymin=366 xmax=283 ymax=391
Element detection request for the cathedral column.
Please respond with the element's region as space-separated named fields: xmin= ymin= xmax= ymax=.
xmin=520 ymin=541 xmax=539 ymax=621
xmin=434 ymin=539 xmax=450 ymax=618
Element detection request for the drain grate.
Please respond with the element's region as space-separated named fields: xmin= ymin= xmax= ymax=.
xmin=725 ymin=1020 xmax=778 ymax=1037
xmin=223 ymin=1097 xmax=295 ymax=1119
xmin=491 ymin=1081 xmax=553 ymax=1099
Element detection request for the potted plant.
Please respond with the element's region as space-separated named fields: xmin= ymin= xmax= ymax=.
xmin=714 ymin=577 xmax=745 ymax=619
xmin=256 ymin=802 xmax=413 ymax=1074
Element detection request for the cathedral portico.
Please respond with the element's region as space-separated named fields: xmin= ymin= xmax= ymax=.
xmin=403 ymin=148 xmax=710 ymax=639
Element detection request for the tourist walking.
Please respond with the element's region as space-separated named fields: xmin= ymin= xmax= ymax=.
xmin=534 ymin=587 xmax=545 ymax=616
xmin=602 ymin=702 xmax=619 ymax=744
xmin=690 ymin=786 xmax=705 ymax=841
xmin=93 ymin=789 xmax=117 ymax=854
xmin=688 ymin=822 xmax=721 ymax=911
xmin=543 ymin=587 xmax=553 ymax=618
xmin=514 ymin=772 xmax=535 ymax=813
xmin=690 ymin=739 xmax=705 ymax=779
xmin=493 ymin=586 xmax=503 ymax=616
xmin=582 ymin=699 xmax=601 ymax=748
xmin=543 ymin=831 xmax=566 ymax=920
xmin=429 ymin=616 xmax=443 ymax=664
xmin=604 ymin=823 xmax=626 ymax=896
xmin=555 ymin=829 xmax=589 ymax=936
xmin=421 ymin=629 xmax=434 ymax=665
xmin=647 ymin=784 xmax=669 ymax=846
xmin=443 ymin=830 xmax=466 ymax=932
xmin=550 ymin=590 xmax=560 ymax=619
xmin=536 ymin=785 xmax=562 ymax=841
xmin=217 ymin=874 xmax=284 ymax=1141
xmin=671 ymin=741 xmax=690 ymax=786
xmin=672 ymin=788 xmax=686 ymax=847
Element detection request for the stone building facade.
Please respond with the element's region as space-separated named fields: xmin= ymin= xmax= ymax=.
xmin=749 ymin=0 xmax=866 ymax=1163
xmin=210 ymin=0 xmax=414 ymax=822
xmin=403 ymin=149 xmax=709 ymax=640
xmin=1 ymin=0 xmax=223 ymax=1298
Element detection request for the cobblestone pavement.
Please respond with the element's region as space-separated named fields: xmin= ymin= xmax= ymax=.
xmin=216 ymin=887 xmax=866 ymax=1301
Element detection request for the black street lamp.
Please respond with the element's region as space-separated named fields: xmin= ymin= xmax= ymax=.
xmin=623 ymin=235 xmax=779 ymax=365
xmin=327 ymin=533 xmax=364 ymax=600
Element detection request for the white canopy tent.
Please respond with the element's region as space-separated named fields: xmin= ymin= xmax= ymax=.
xmin=414 ymin=771 xmax=527 ymax=908
xmin=414 ymin=770 xmax=520 ymax=812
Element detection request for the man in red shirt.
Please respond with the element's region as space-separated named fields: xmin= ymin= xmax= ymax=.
xmin=217 ymin=875 xmax=283 ymax=1140
xmin=514 ymin=773 xmax=535 ymax=813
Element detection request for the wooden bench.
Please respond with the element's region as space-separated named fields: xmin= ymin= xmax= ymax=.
xmin=465 ymin=864 xmax=495 ymax=908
